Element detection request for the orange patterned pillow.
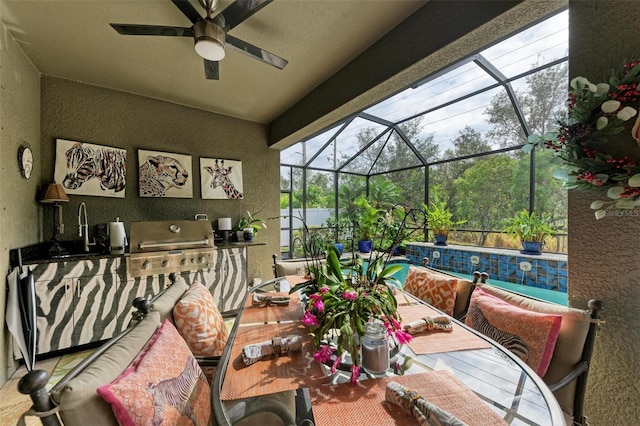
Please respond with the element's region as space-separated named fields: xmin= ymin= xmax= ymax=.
xmin=403 ymin=266 xmax=458 ymax=316
xmin=97 ymin=320 xmax=211 ymax=425
xmin=173 ymin=281 xmax=229 ymax=356
xmin=465 ymin=287 xmax=562 ymax=376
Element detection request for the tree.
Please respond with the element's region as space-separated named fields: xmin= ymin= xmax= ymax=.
xmin=431 ymin=126 xmax=492 ymax=209
xmin=454 ymin=155 xmax=517 ymax=245
xmin=485 ymin=62 xmax=568 ymax=148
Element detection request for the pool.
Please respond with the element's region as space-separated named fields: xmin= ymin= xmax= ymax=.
xmin=384 ymin=260 xmax=568 ymax=306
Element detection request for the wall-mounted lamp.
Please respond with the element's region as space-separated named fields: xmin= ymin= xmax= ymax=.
xmin=40 ymin=182 xmax=69 ymax=255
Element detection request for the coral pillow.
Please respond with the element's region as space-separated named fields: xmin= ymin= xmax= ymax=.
xmin=465 ymin=287 xmax=562 ymax=376
xmin=403 ymin=266 xmax=458 ymax=316
xmin=97 ymin=320 xmax=211 ymax=425
xmin=173 ymin=281 xmax=229 ymax=356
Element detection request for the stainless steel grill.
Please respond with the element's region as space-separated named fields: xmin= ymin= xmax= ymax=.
xmin=126 ymin=220 xmax=215 ymax=279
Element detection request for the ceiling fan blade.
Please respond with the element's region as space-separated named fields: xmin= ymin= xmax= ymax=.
xmin=226 ymin=34 xmax=288 ymax=69
xmin=220 ymin=0 xmax=273 ymax=31
xmin=171 ymin=0 xmax=204 ymax=24
xmin=204 ymin=60 xmax=220 ymax=80
xmin=110 ymin=23 xmax=194 ymax=37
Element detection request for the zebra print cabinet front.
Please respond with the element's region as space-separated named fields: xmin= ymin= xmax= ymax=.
xmin=28 ymin=247 xmax=248 ymax=356
xmin=31 ymin=257 xmax=124 ymax=355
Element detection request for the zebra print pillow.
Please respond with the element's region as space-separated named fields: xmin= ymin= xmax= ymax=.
xmin=97 ymin=320 xmax=211 ymax=426
xmin=465 ymin=288 xmax=562 ymax=376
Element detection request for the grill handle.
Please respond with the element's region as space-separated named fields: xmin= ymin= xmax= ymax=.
xmin=138 ymin=239 xmax=209 ymax=250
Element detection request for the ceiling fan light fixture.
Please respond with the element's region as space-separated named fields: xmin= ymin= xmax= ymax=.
xmin=194 ymin=20 xmax=225 ymax=61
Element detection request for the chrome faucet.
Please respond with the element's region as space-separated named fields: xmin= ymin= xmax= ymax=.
xmin=78 ymin=202 xmax=95 ymax=252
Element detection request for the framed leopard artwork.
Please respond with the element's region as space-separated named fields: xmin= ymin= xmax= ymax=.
xmin=138 ymin=149 xmax=193 ymax=198
xmin=200 ymin=158 xmax=244 ymax=200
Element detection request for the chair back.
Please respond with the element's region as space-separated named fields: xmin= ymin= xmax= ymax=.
xmin=475 ymin=283 xmax=603 ymax=425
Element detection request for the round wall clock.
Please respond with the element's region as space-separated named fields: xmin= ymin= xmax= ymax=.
xmin=18 ymin=144 xmax=34 ymax=179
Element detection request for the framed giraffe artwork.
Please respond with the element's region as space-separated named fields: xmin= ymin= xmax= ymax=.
xmin=138 ymin=149 xmax=193 ymax=198
xmin=200 ymin=158 xmax=244 ymax=200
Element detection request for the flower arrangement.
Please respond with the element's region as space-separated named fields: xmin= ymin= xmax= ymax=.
xmin=525 ymin=56 xmax=640 ymax=219
xmin=289 ymin=205 xmax=424 ymax=384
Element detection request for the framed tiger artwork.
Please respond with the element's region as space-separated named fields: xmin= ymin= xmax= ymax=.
xmin=54 ymin=139 xmax=127 ymax=198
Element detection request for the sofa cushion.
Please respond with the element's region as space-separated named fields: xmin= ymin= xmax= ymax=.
xmin=173 ymin=280 xmax=229 ymax=356
xmin=52 ymin=311 xmax=162 ymax=426
xmin=150 ymin=276 xmax=190 ymax=323
xmin=97 ymin=320 xmax=211 ymax=426
xmin=403 ymin=266 xmax=458 ymax=316
xmin=475 ymin=283 xmax=591 ymax=417
xmin=274 ymin=259 xmax=325 ymax=278
xmin=465 ymin=287 xmax=562 ymax=376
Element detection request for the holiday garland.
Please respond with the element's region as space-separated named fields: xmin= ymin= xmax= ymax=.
xmin=526 ymin=57 xmax=640 ymax=219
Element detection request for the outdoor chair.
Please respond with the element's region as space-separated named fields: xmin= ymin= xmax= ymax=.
xmin=466 ymin=283 xmax=604 ymax=426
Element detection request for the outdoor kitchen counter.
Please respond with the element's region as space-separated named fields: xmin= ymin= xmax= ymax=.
xmin=8 ymin=243 xmax=257 ymax=359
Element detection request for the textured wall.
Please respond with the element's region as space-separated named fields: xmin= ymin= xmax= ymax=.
xmin=569 ymin=1 xmax=640 ymax=424
xmin=39 ymin=76 xmax=280 ymax=284
xmin=0 ymin=21 xmax=41 ymax=384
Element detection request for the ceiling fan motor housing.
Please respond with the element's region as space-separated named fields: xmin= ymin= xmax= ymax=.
xmin=194 ymin=19 xmax=226 ymax=60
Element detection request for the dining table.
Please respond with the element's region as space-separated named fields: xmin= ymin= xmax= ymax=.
xmin=211 ymin=275 xmax=566 ymax=426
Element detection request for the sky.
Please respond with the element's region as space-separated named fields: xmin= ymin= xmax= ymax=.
xmin=281 ymin=10 xmax=569 ymax=171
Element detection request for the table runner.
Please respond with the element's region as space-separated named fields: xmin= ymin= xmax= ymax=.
xmin=310 ymin=370 xmax=507 ymax=426
xmin=397 ymin=303 xmax=492 ymax=355
xmin=219 ymin=322 xmax=325 ymax=400
xmin=239 ymin=292 xmax=303 ymax=325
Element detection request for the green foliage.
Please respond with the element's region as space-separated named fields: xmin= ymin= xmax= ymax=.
xmin=423 ymin=199 xmax=465 ymax=236
xmin=502 ymin=210 xmax=555 ymax=243
xmin=454 ymin=155 xmax=517 ymax=245
xmin=324 ymin=214 xmax=352 ymax=243
xmin=236 ymin=211 xmax=266 ymax=234
xmin=353 ymin=196 xmax=382 ymax=241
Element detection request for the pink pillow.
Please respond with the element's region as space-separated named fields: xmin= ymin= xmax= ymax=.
xmin=173 ymin=281 xmax=229 ymax=356
xmin=97 ymin=320 xmax=211 ymax=425
xmin=465 ymin=287 xmax=562 ymax=376
xmin=403 ymin=266 xmax=458 ymax=316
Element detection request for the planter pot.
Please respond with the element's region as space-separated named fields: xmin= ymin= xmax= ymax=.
xmin=434 ymin=235 xmax=448 ymax=246
xmin=521 ymin=241 xmax=542 ymax=255
xmin=243 ymin=228 xmax=254 ymax=242
xmin=332 ymin=243 xmax=344 ymax=255
xmin=358 ymin=240 xmax=373 ymax=253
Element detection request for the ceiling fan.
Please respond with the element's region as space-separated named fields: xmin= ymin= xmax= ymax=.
xmin=110 ymin=0 xmax=288 ymax=80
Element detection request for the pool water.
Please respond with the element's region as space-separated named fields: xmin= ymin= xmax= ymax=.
xmin=385 ymin=261 xmax=567 ymax=306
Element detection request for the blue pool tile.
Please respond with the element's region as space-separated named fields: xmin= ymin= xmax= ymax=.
xmin=558 ymin=278 xmax=568 ymax=293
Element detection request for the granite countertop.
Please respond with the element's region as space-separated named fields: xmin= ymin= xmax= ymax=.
xmin=11 ymin=240 xmax=267 ymax=267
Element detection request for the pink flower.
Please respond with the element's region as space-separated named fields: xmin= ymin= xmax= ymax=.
xmin=330 ymin=354 xmax=342 ymax=374
xmin=393 ymin=330 xmax=413 ymax=345
xmin=301 ymin=310 xmax=319 ymax=327
xmin=384 ymin=316 xmax=402 ymax=331
xmin=342 ymin=289 xmax=357 ymax=301
xmin=312 ymin=299 xmax=324 ymax=312
xmin=313 ymin=345 xmax=334 ymax=363
xmin=319 ymin=286 xmax=330 ymax=293
xmin=350 ymin=364 xmax=360 ymax=385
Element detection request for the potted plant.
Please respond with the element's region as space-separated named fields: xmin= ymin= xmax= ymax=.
xmin=423 ymin=200 xmax=466 ymax=246
xmin=502 ymin=210 xmax=554 ymax=255
xmin=354 ymin=197 xmax=382 ymax=253
xmin=324 ymin=215 xmax=351 ymax=255
xmin=235 ymin=210 xmax=266 ymax=241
